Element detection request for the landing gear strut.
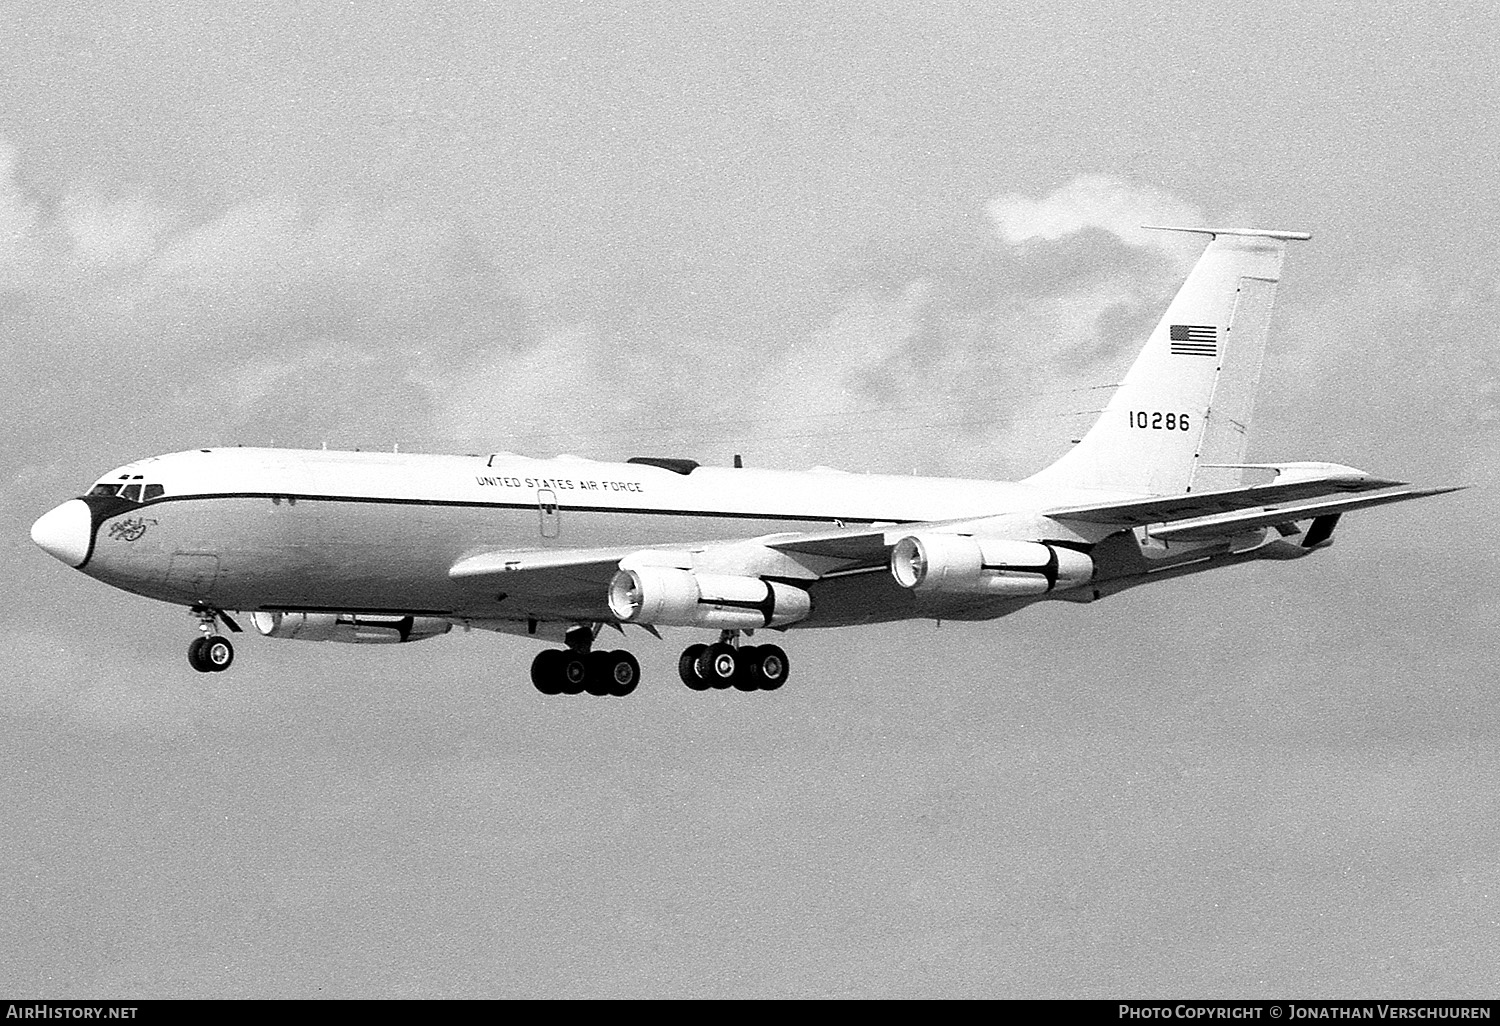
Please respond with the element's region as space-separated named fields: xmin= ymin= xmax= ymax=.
xmin=530 ymin=626 xmax=639 ymax=697
xmin=187 ymin=607 xmax=234 ymax=673
xmin=677 ymin=631 xmax=789 ymax=692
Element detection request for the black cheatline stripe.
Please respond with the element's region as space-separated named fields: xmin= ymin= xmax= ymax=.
xmin=132 ymin=491 xmax=910 ymax=526
xmin=75 ymin=492 xmax=145 ymax=569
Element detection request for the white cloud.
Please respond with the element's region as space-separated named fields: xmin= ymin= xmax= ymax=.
xmin=430 ymin=175 xmax=1200 ymax=479
xmin=0 ymin=134 xmax=180 ymax=278
xmin=0 ymin=136 xmax=42 ymax=269
xmin=58 ymin=190 xmax=175 ymax=271
xmin=987 ymin=174 xmax=1205 ymax=265
xmin=433 ymin=242 xmax=1167 ymax=480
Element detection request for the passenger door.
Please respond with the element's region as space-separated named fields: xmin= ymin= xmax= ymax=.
xmin=537 ymin=489 xmax=560 ymax=540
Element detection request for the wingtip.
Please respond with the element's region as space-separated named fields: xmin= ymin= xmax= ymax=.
xmin=1368 ymin=483 xmax=1467 ymax=500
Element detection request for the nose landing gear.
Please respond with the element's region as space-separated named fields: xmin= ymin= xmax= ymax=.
xmin=188 ymin=634 xmax=234 ymax=672
xmin=187 ymin=605 xmax=237 ymax=673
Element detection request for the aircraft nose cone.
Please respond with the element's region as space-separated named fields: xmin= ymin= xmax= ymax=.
xmin=31 ymin=499 xmax=92 ymax=567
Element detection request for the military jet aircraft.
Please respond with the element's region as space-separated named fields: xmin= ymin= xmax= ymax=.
xmin=30 ymin=227 xmax=1456 ymax=696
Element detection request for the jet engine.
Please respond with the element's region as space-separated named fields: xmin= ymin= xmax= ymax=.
xmin=890 ymin=535 xmax=1093 ymax=597
xmin=607 ymin=567 xmax=811 ymax=629
xmin=250 ymin=611 xmax=452 ymax=644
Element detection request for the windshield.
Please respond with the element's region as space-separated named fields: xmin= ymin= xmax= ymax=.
xmin=87 ymin=476 xmax=164 ymax=502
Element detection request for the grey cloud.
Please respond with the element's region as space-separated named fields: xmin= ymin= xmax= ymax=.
xmin=431 ymin=180 xmax=1200 ymax=480
xmin=0 ymin=140 xmax=538 ymax=469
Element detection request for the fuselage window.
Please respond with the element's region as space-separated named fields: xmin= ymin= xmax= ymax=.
xmin=120 ymin=483 xmax=143 ymax=502
xmin=89 ymin=484 xmax=122 ymax=497
xmin=142 ymin=484 xmax=164 ymax=501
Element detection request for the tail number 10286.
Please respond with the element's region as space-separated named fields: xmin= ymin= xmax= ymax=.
xmin=1129 ymin=411 xmax=1191 ymax=431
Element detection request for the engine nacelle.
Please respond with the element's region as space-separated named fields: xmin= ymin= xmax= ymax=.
xmin=250 ymin=611 xmax=452 ymax=644
xmin=607 ymin=567 xmax=811 ymax=629
xmin=890 ymin=535 xmax=1093 ymax=597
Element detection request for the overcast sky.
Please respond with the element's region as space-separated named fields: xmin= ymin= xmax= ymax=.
xmin=3 ymin=1 xmax=1497 ymax=998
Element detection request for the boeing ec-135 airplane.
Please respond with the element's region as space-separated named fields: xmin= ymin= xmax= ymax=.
xmin=31 ymin=226 xmax=1456 ymax=696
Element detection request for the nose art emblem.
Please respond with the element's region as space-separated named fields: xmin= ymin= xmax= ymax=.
xmin=107 ymin=517 xmax=156 ymax=542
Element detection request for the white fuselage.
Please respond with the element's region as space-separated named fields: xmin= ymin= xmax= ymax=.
xmin=59 ymin=447 xmax=1132 ymax=631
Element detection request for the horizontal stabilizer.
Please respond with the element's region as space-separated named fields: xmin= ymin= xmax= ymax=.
xmin=1142 ymin=225 xmax=1313 ymax=241
xmin=1045 ymin=475 xmax=1407 ymax=528
xmin=1148 ymin=486 xmax=1463 ymax=541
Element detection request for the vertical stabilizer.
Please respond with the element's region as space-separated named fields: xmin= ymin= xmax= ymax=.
xmin=1026 ymin=227 xmax=1310 ymax=495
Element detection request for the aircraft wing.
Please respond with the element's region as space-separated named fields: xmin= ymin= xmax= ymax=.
xmin=1147 ymin=486 xmax=1462 ymax=541
xmin=446 ymin=527 xmax=911 ymax=621
xmin=760 ymin=525 xmax=900 ymax=563
xmin=1043 ymin=474 xmax=1408 ymax=527
xmin=448 ymin=528 xmax=901 ymax=602
xmin=446 ymin=478 xmax=1458 ymax=621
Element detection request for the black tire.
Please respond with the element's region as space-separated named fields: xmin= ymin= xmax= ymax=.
xmin=584 ymin=651 xmax=614 ymax=696
xmin=697 ymin=642 xmax=738 ymax=689
xmin=558 ymin=652 xmax=589 ymax=695
xmin=531 ymin=649 xmax=564 ymax=695
xmin=187 ymin=636 xmax=213 ymax=673
xmin=679 ymin=643 xmax=709 ymax=690
xmin=755 ymin=643 xmax=790 ymax=691
xmin=203 ymin=635 xmax=234 ymax=672
xmin=733 ymin=645 xmax=762 ymax=691
xmin=606 ymin=650 xmax=640 ymax=697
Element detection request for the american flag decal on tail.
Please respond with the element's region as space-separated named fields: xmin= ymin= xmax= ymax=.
xmin=1169 ymin=324 xmax=1218 ymax=357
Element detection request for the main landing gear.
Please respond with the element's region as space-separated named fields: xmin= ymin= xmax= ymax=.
xmin=186 ymin=606 xmax=235 ymax=673
xmin=529 ymin=627 xmax=791 ymax=696
xmin=677 ymin=631 xmax=790 ymax=693
xmin=530 ymin=626 xmax=640 ymax=697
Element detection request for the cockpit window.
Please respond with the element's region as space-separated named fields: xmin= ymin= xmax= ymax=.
xmin=90 ymin=478 xmax=162 ymax=502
